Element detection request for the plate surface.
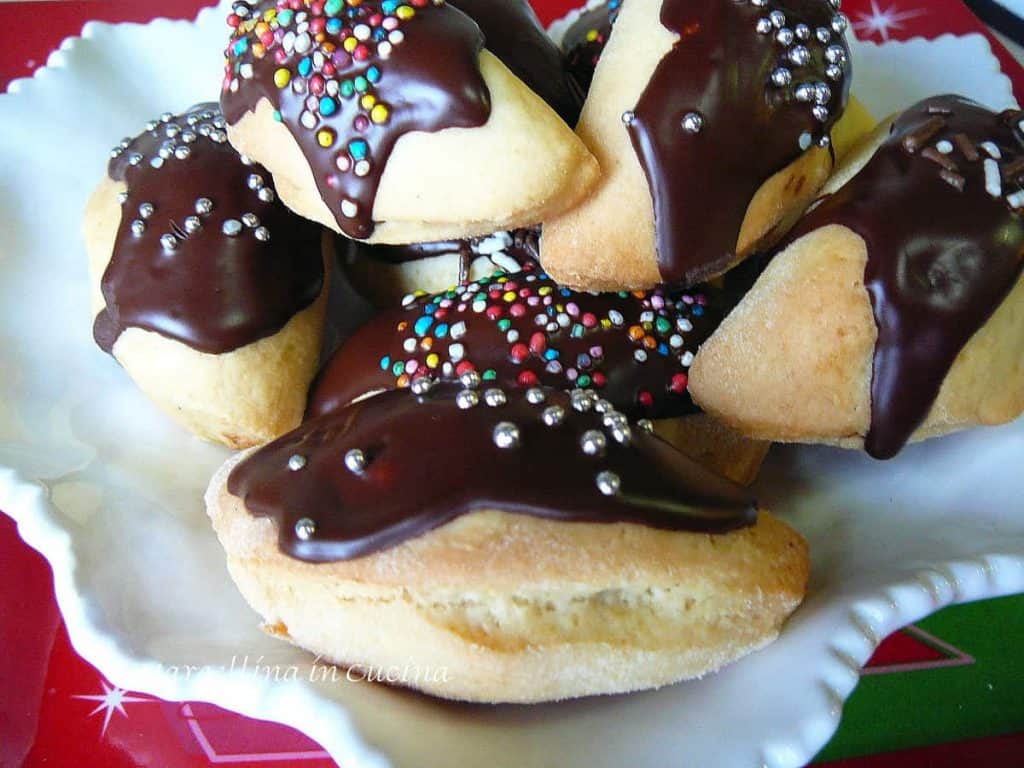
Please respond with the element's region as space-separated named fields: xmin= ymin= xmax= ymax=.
xmin=1 ymin=3 xmax=1023 ymax=767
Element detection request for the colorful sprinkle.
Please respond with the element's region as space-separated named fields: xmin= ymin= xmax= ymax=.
xmin=349 ymin=139 xmax=369 ymax=160
xmin=320 ymin=96 xmax=337 ymax=116
xmin=367 ymin=259 xmax=714 ymax=413
xmin=317 ymin=128 xmax=336 ymax=147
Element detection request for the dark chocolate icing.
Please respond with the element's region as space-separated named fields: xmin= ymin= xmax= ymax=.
xmin=561 ymin=0 xmax=621 ymax=95
xmin=320 ymin=246 xmax=381 ymax=365
xmin=222 ymin=0 xmax=491 ymax=240
xmin=95 ymin=103 xmax=324 ymax=355
xmin=448 ymin=0 xmax=583 ymax=124
xmin=230 ymin=384 xmax=756 ymax=561
xmin=785 ymin=95 xmax=1024 ymax=459
xmin=308 ymin=257 xmax=728 ymax=419
xmin=625 ymin=0 xmax=850 ymax=287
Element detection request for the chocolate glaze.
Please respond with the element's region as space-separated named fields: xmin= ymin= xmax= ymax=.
xmin=222 ymin=0 xmax=491 ymax=240
xmin=448 ymin=0 xmax=582 ymax=124
xmin=784 ymin=95 xmax=1024 ymax=459
xmin=95 ymin=103 xmax=324 ymax=355
xmin=308 ymin=257 xmax=730 ymax=419
xmin=230 ymin=384 xmax=756 ymax=561
xmin=626 ymin=0 xmax=850 ymax=287
xmin=561 ymin=0 xmax=621 ymax=95
xmin=320 ymin=247 xmax=381 ymax=366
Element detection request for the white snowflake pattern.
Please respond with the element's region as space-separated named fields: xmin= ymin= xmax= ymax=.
xmin=73 ymin=680 xmax=156 ymax=737
xmin=853 ymin=0 xmax=926 ymax=41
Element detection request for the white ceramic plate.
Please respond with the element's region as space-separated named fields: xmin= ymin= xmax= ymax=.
xmin=2 ymin=4 xmax=1023 ymax=767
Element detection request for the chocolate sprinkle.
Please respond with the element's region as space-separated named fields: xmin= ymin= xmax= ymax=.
xmin=953 ymin=132 xmax=981 ymax=161
xmin=921 ymin=146 xmax=958 ymax=171
xmin=900 ymin=115 xmax=945 ymax=154
xmin=938 ymin=169 xmax=966 ymax=191
xmin=1002 ymin=155 xmax=1024 ymax=180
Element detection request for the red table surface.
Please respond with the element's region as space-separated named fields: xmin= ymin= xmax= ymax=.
xmin=2 ymin=2 xmax=1023 ymax=767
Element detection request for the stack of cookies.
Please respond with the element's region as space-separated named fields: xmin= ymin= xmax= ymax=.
xmin=85 ymin=0 xmax=1024 ymax=702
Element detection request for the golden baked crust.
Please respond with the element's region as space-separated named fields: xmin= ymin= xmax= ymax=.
xmin=690 ymin=114 xmax=1024 ymax=448
xmin=84 ymin=177 xmax=329 ymax=449
xmin=689 ymin=221 xmax=1024 ymax=447
xmin=206 ymin=451 xmax=808 ymax=703
xmin=689 ymin=223 xmax=876 ymax=443
xmin=226 ymin=52 xmax=600 ymax=244
xmin=654 ymin=414 xmax=771 ymax=486
xmin=539 ymin=0 xmax=834 ymax=291
xmin=830 ymin=95 xmax=879 ymax=164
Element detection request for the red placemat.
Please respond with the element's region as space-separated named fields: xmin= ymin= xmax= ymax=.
xmin=2 ymin=2 xmax=1023 ymax=767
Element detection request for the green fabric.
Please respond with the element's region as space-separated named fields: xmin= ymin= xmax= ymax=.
xmin=814 ymin=593 xmax=1024 ymax=762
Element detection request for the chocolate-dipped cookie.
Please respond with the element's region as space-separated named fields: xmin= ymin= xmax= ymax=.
xmin=86 ymin=104 xmax=330 ymax=448
xmin=542 ymin=0 xmax=852 ymax=290
xmin=560 ymin=0 xmax=621 ymax=95
xmin=341 ymin=228 xmax=538 ymax=307
xmin=308 ymin=258 xmax=726 ymax=419
xmin=449 ymin=0 xmax=583 ymax=125
xmin=206 ymin=383 xmax=808 ymax=702
xmin=220 ymin=0 xmax=598 ymax=244
xmin=690 ymin=95 xmax=1024 ymax=458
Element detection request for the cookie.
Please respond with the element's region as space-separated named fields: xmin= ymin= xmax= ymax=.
xmin=311 ymin=255 xmax=770 ymax=482
xmin=307 ymin=257 xmax=730 ymax=419
xmin=206 ymin=384 xmax=808 ymax=702
xmin=831 ymin=93 xmax=877 ymax=162
xmin=87 ymin=104 xmax=329 ymax=448
xmin=652 ymin=414 xmax=771 ymax=487
xmin=341 ymin=228 xmax=538 ymax=307
xmin=560 ymin=0 xmax=622 ymax=95
xmin=221 ymin=0 xmax=599 ymax=243
xmin=541 ymin=0 xmax=852 ymax=290
xmin=689 ymin=95 xmax=1024 ymax=458
xmin=449 ymin=0 xmax=583 ymax=125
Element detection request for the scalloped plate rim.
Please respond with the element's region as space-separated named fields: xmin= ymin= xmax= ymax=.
xmin=6 ymin=456 xmax=1024 ymax=767
xmin=0 ymin=6 xmax=1022 ymax=768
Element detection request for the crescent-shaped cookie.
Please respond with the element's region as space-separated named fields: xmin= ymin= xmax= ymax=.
xmin=206 ymin=384 xmax=807 ymax=702
xmin=541 ymin=0 xmax=851 ymax=290
xmin=308 ymin=256 xmax=730 ymax=419
xmin=221 ymin=0 xmax=599 ymax=244
xmin=689 ymin=95 xmax=1024 ymax=458
xmin=87 ymin=104 xmax=329 ymax=448
xmin=312 ymin=252 xmax=770 ymax=483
